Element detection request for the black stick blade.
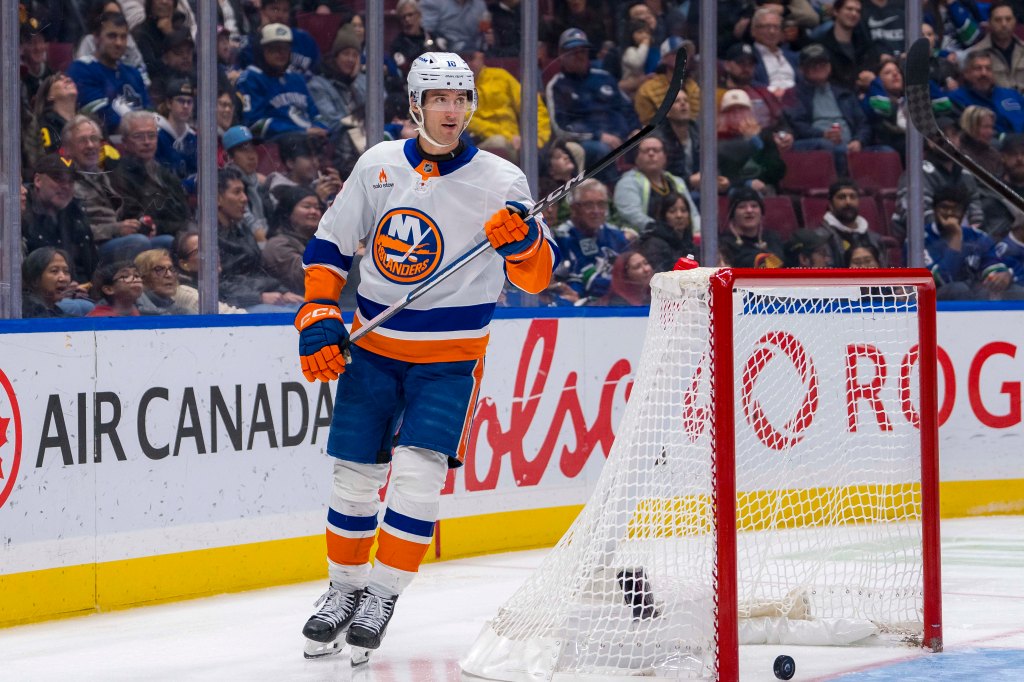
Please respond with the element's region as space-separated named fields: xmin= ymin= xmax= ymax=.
xmin=905 ymin=38 xmax=939 ymax=138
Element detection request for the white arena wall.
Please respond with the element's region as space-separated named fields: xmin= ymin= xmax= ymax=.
xmin=0 ymin=305 xmax=1021 ymax=626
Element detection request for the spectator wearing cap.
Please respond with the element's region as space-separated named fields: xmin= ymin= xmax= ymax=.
xmin=750 ymin=7 xmax=799 ymax=98
xmin=892 ymin=116 xmax=985 ymax=241
xmin=238 ymin=0 xmax=321 ymax=78
xmin=634 ymin=37 xmax=701 ymax=127
xmin=21 ymin=10 xmax=54 ymax=103
xmin=784 ymin=229 xmax=834 ymax=268
xmin=950 ymin=51 xmax=1024 ymax=135
xmin=967 ymin=2 xmax=1024 ymax=95
xmin=614 ymin=133 xmax=702 ymax=235
xmin=981 ymin=133 xmax=1024 ymax=239
xmin=23 ymin=153 xmax=99 ymax=287
xmin=815 ymin=0 xmax=877 ymax=91
xmin=553 ymin=179 xmax=632 ymax=299
xmin=155 ymin=78 xmax=198 ymax=180
xmin=223 ymin=125 xmax=269 ymax=243
xmin=716 ymin=89 xmax=787 ymax=194
xmin=717 ymin=42 xmax=788 ymax=134
xmin=111 ymin=110 xmax=192 ymax=236
xmin=546 ymin=27 xmax=640 ymax=185
xmin=720 ymin=186 xmax=785 ymax=269
xmin=861 ymin=58 xmax=906 ymax=157
xmin=236 ymin=23 xmax=329 ymax=142
xmin=815 ymin=178 xmax=889 ymax=268
xmin=132 ymin=0 xmax=191 ymax=80
xmin=68 ymin=11 xmax=152 ymax=136
xmin=462 ymin=49 xmax=551 ymax=164
xmin=420 ymin=0 xmax=489 ymax=54
xmin=785 ymin=43 xmax=871 ymax=176
xmin=263 ymin=133 xmax=342 ymax=211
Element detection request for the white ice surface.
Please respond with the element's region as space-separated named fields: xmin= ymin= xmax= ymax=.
xmin=1 ymin=516 xmax=1022 ymax=681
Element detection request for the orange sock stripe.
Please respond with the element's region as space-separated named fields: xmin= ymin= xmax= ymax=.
xmin=375 ymin=529 xmax=432 ymax=573
xmin=326 ymin=528 xmax=375 ymax=566
xmin=304 ymin=265 xmax=346 ymax=302
xmin=505 ymin=240 xmax=554 ymax=294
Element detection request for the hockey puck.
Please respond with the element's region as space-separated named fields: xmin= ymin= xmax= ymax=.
xmin=773 ymin=654 xmax=795 ymax=680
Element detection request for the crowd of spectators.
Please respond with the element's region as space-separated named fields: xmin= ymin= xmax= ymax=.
xmin=15 ymin=0 xmax=1024 ymax=319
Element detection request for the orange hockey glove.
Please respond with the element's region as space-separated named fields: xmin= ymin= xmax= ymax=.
xmin=295 ymin=299 xmax=350 ymax=382
xmin=484 ymin=201 xmax=541 ymax=262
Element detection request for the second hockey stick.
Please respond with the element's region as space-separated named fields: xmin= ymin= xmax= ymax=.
xmin=905 ymin=37 xmax=1024 ymax=212
xmin=347 ymin=46 xmax=690 ymax=345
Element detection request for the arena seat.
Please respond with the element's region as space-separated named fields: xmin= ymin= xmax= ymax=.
xmin=779 ymin=150 xmax=836 ymax=197
xmin=848 ymin=150 xmax=903 ymax=199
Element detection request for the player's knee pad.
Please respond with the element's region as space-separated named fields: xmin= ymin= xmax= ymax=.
xmin=388 ymin=446 xmax=448 ymax=503
xmin=332 ymin=459 xmax=389 ymax=508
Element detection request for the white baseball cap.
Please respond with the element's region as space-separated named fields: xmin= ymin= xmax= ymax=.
xmin=260 ymin=23 xmax=293 ymax=46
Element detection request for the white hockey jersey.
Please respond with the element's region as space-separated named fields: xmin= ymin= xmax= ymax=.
xmin=305 ymin=138 xmax=556 ymax=363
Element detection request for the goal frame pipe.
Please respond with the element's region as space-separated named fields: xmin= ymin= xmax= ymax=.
xmin=710 ymin=268 xmax=942 ymax=679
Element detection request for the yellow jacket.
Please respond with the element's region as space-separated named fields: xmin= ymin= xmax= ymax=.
xmin=469 ymin=66 xmax=551 ymax=148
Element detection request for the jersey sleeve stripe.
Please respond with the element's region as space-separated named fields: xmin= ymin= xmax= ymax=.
xmin=303 ymin=236 xmax=354 ymax=272
xmin=356 ymin=294 xmax=495 ymax=333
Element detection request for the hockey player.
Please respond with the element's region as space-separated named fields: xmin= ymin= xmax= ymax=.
xmin=294 ymin=52 xmax=558 ymax=662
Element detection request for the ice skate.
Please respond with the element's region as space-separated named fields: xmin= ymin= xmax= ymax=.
xmin=346 ymin=590 xmax=399 ymax=666
xmin=301 ymin=584 xmax=363 ymax=659
xmin=617 ymin=568 xmax=661 ymax=620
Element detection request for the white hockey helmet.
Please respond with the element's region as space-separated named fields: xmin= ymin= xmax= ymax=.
xmin=407 ymin=52 xmax=478 ymax=112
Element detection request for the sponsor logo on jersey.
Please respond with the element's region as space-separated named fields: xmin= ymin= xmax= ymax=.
xmin=371 ymin=207 xmax=445 ymax=283
xmin=372 ymin=168 xmax=394 ymax=189
xmin=0 ymin=367 xmax=23 ymax=510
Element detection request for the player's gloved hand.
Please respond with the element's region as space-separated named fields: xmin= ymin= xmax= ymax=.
xmin=294 ymin=299 xmax=350 ymax=382
xmin=484 ymin=200 xmax=541 ymax=262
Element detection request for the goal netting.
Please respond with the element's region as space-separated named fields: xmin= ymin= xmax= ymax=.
xmin=462 ymin=268 xmax=941 ymax=681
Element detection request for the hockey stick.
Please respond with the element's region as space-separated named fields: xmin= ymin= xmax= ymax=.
xmin=346 ymin=46 xmax=690 ymax=345
xmin=905 ymin=37 xmax=1024 ymax=212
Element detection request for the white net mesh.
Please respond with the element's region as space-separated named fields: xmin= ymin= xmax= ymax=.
xmin=462 ymin=269 xmax=929 ymax=681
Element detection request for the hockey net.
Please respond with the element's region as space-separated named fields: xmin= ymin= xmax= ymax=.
xmin=462 ymin=268 xmax=941 ymax=681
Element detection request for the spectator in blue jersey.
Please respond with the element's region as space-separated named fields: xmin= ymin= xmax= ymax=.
xmin=924 ymin=0 xmax=984 ymax=56
xmin=420 ymin=0 xmax=488 ymax=53
xmin=950 ymin=51 xmax=1024 ymax=134
xmin=554 ymin=179 xmax=633 ymax=299
xmin=862 ymin=58 xmax=906 ymax=155
xmin=546 ymin=28 xmax=640 ymax=184
xmin=74 ymin=1 xmax=151 ymax=85
xmin=67 ymin=11 xmax=152 ymax=136
xmin=238 ymin=0 xmax=321 ymax=79
xmin=236 ymin=23 xmax=329 ymax=143
xmin=925 ymin=183 xmax=1024 ymax=300
xmin=154 ymin=78 xmax=197 ymax=180
xmin=995 ymin=214 xmax=1024 ymax=286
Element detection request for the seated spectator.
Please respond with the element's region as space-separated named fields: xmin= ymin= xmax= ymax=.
xmin=968 ymin=2 xmax=1024 ymax=94
xmin=614 ymin=134 xmax=701 ymax=235
xmin=217 ymin=88 xmax=240 ymax=137
xmin=421 ymin=0 xmax=488 ymax=53
xmin=538 ymin=139 xmax=584 ymax=224
xmin=23 ymin=153 xmax=99 ymax=287
xmin=170 ymin=231 xmax=247 ymax=314
xmin=262 ymin=186 xmax=324 ymax=295
xmin=307 ymin=26 xmax=367 ymax=136
xmin=982 ymin=133 xmax=1024 ymax=239
xmin=118 ymin=0 xmax=196 ymax=33
xmin=134 ymin=248 xmax=191 ymax=315
xmin=750 ymin=7 xmax=799 ymax=98
xmin=784 ymin=228 xmax=834 ymax=267
xmin=65 ymin=115 xmax=169 ymax=261
xmin=68 ymin=11 xmax=152 ymax=136
xmin=74 ymin=1 xmax=150 ymax=86
xmin=635 ymin=191 xmax=698 ymax=273
xmin=238 ymin=0 xmax=321 ymax=78
xmin=621 ymin=2 xmax=667 ymax=55
xmin=659 ymin=91 xmax=728 ymax=197
xmin=488 ymin=0 xmax=523 ymax=58
xmin=619 ymin=19 xmax=656 ymax=98
xmin=923 ymin=0 xmax=984 ymax=56
xmin=716 ymin=43 xmax=788 ymax=134
xmin=111 ymin=110 xmax=192 ymax=236
xmin=546 ymin=28 xmax=639 ymax=184
xmin=591 ymin=249 xmax=654 ymax=306
xmin=540 ymin=0 xmax=609 ymax=63
xmin=859 ymin=0 xmax=906 ymax=60
xmin=236 ymin=24 xmax=329 ymax=141
xmin=846 ymin=242 xmax=883 ymax=268
xmin=554 ymin=179 xmax=632 ymax=299
xmin=720 ymin=187 xmax=785 ymax=268
xmin=925 ymin=183 xmax=1024 ymax=300
xmin=951 ymin=51 xmax=1024 ymax=135
xmin=921 ymin=21 xmax=960 ymax=106
xmin=86 ymin=260 xmax=144 ymax=316
xmin=34 ymin=73 xmax=79 ymax=155
xmin=21 ymin=11 xmax=54 ymax=103
xmin=959 ymin=105 xmax=1003 ymax=177
xmin=21 ymin=247 xmax=82 ymax=318
xmin=391 ymin=0 xmax=436 ymax=73
xmin=464 ymin=49 xmax=551 ymax=163
xmin=816 ymin=178 xmax=890 ymax=267
xmin=816 ymin=0 xmax=876 ymax=91
xmin=264 ymin=133 xmax=342 ymax=211
xmin=132 ymin=0 xmax=191 ymax=80
xmin=217 ymin=167 xmax=304 ymax=311
xmin=223 ymin=125 xmax=269 ymax=242
xmin=148 ymin=28 xmax=196 ymax=106
xmin=634 ymin=37 xmax=701 ymax=127
xmin=155 ymin=78 xmax=198 ymax=180
xmin=786 ymin=43 xmax=871 ymax=176
xmin=218 ymin=24 xmax=243 ymax=87
xmin=862 ymin=58 xmax=907 ymax=155
xmin=996 ymin=213 xmax=1024 ymax=286
xmin=717 ymin=89 xmax=787 ymax=194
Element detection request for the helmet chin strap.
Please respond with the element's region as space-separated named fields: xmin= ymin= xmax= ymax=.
xmin=410 ymin=104 xmax=475 ymax=150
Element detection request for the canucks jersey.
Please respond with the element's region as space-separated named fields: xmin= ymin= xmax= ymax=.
xmin=67 ymin=56 xmax=151 ymax=135
xmin=995 ymin=232 xmax=1024 ymax=284
xmin=305 ymin=139 xmax=557 ymax=363
xmin=236 ymin=66 xmax=327 ymax=139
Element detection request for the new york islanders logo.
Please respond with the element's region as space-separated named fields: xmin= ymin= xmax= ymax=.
xmin=372 ymin=208 xmax=445 ymax=284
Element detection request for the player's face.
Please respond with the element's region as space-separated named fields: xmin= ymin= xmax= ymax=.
xmin=419 ymin=90 xmax=468 ymax=150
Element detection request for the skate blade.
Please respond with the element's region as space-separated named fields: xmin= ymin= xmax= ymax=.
xmin=303 ymin=636 xmax=345 ymax=659
xmin=350 ymin=646 xmax=372 ymax=667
